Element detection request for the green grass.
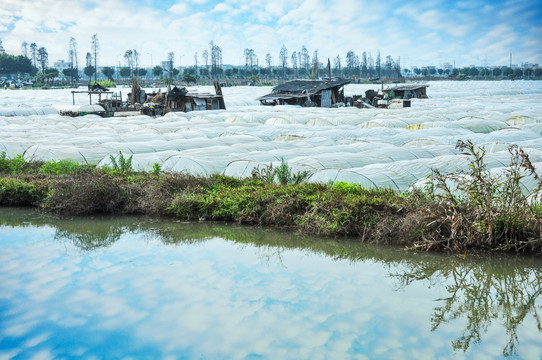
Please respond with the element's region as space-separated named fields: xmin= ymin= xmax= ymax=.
xmin=1 ymin=145 xmax=541 ymax=255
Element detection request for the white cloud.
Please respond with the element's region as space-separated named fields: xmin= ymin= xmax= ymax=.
xmin=212 ymin=3 xmax=232 ymax=12
xmin=169 ymin=3 xmax=189 ymax=14
xmin=0 ymin=0 xmax=539 ymax=67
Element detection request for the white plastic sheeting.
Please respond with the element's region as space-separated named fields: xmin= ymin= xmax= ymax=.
xmin=1 ymin=81 xmax=542 ymax=192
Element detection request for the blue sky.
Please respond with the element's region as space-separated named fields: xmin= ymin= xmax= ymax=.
xmin=0 ymin=0 xmax=540 ymax=69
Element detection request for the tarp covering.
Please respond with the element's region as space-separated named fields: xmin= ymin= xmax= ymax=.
xmin=1 ymin=81 xmax=542 ymax=193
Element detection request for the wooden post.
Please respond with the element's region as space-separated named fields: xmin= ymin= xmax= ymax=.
xmin=214 ymin=81 xmax=226 ymax=110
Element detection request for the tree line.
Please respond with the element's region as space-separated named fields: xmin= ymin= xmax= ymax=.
xmin=2 ymin=35 xmax=542 ymax=85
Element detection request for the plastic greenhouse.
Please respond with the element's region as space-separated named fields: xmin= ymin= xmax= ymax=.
xmin=1 ymin=81 xmax=542 ymax=194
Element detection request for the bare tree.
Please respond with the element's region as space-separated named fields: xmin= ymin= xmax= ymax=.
xmin=311 ymin=50 xmax=319 ymax=78
xmin=30 ymin=43 xmax=37 ymax=67
xmin=334 ymin=55 xmax=341 ymax=77
xmin=167 ymin=51 xmax=175 ymax=74
xmin=279 ymin=45 xmax=288 ymax=77
xmin=91 ymin=34 xmax=99 ymax=82
xmin=291 ymin=51 xmax=298 ymax=78
xmin=376 ymin=50 xmax=381 ymax=78
xmin=361 ymin=51 xmax=368 ymax=78
xmin=133 ymin=50 xmax=140 ymax=78
xmin=367 ymin=52 xmax=374 ymax=78
xmin=346 ymin=50 xmax=356 ymax=77
xmin=21 ymin=42 xmax=28 ymax=58
xmin=243 ymin=48 xmax=254 ymax=72
xmin=209 ymin=41 xmax=222 ymax=79
xmin=194 ymin=52 xmax=198 ymax=75
xmin=69 ymin=37 xmax=78 ymax=71
xmin=300 ymin=45 xmax=309 ymax=74
xmin=124 ymin=50 xmax=134 ymax=74
xmin=202 ymin=49 xmax=209 ymax=75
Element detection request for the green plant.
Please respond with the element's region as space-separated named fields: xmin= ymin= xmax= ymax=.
xmin=251 ymin=163 xmax=275 ymax=183
xmin=108 ymin=151 xmax=133 ymax=173
xmin=0 ymin=178 xmax=47 ymax=206
xmin=152 ymin=162 xmax=161 ymax=175
xmin=0 ymin=153 xmax=27 ymax=174
xmin=252 ymin=158 xmax=310 ymax=185
xmin=39 ymin=159 xmax=80 ymax=175
xmin=416 ymin=140 xmax=542 ymax=252
xmin=97 ymin=80 xmax=116 ymax=88
xmin=275 ymin=158 xmax=310 ymax=185
xmin=0 ymin=151 xmax=8 ymax=173
xmin=275 ymin=158 xmax=291 ymax=185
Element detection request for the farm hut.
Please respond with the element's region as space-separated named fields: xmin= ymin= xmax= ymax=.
xmin=258 ymin=79 xmax=351 ymax=107
xmin=383 ymin=84 xmax=429 ymax=99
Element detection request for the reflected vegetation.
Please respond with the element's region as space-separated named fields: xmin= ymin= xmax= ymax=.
xmin=389 ymin=255 xmax=542 ymax=356
xmin=1 ymin=207 xmax=541 ymax=357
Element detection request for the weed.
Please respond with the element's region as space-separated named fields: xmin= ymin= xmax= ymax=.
xmin=413 ymin=140 xmax=542 ymax=253
xmin=0 ymin=152 xmax=6 ymax=173
xmin=0 ymin=177 xmax=47 ymax=206
xmin=2 ymin=145 xmax=541 ymax=255
xmin=252 ymin=158 xmax=310 ymax=185
xmin=275 ymin=158 xmax=292 ymax=185
xmin=43 ymin=173 xmax=132 ymax=214
xmin=0 ymin=153 xmax=27 ymax=174
xmin=251 ymin=163 xmax=275 ymax=183
xmin=39 ymin=159 xmax=81 ymax=175
xmin=152 ymin=162 xmax=161 ymax=175
xmin=108 ymin=151 xmax=133 ymax=174
xmin=276 ymin=158 xmax=311 ymax=185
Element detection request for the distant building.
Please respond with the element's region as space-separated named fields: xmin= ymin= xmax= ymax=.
xmin=54 ymin=60 xmax=73 ymax=71
xmin=0 ymin=40 xmax=6 ymax=55
xmin=522 ymin=62 xmax=539 ymax=69
xmin=442 ymin=62 xmax=453 ymax=71
xmin=161 ymin=60 xmax=173 ymax=71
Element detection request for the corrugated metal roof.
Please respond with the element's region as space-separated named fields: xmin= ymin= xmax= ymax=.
xmin=384 ymin=84 xmax=429 ymax=91
xmin=271 ymin=80 xmax=351 ymax=94
xmin=258 ymin=79 xmax=350 ymax=101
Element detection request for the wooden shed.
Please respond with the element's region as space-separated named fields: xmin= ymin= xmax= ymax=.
xmin=383 ymin=84 xmax=428 ymax=99
xmin=258 ymin=79 xmax=350 ymax=107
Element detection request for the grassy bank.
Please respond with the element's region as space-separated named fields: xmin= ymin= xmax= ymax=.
xmin=1 ymin=142 xmax=541 ymax=255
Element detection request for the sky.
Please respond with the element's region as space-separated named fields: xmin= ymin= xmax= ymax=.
xmin=0 ymin=0 xmax=541 ymax=69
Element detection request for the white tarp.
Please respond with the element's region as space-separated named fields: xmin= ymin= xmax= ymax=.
xmin=1 ymin=81 xmax=542 ymax=193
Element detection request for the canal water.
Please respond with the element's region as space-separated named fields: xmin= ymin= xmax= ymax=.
xmin=0 ymin=208 xmax=541 ymax=359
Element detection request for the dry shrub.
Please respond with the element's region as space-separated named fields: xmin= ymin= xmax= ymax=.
xmin=259 ymin=195 xmax=309 ymax=227
xmin=371 ymin=210 xmax=424 ymax=246
xmin=412 ymin=140 xmax=542 ymax=253
xmin=44 ymin=173 xmax=132 ymax=214
xmin=135 ymin=173 xmax=207 ymax=216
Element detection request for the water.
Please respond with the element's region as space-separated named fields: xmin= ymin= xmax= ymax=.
xmin=1 ymin=208 xmax=541 ymax=359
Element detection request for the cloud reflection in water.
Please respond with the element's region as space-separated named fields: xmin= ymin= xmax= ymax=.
xmin=0 ymin=209 xmax=541 ymax=359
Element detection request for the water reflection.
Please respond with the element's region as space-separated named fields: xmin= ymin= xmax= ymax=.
xmin=1 ymin=208 xmax=541 ymax=358
xmin=390 ymin=255 xmax=542 ymax=357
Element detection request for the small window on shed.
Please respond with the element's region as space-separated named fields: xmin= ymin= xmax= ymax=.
xmin=193 ymin=98 xmax=207 ymax=111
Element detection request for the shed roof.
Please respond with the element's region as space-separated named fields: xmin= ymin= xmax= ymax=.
xmin=271 ymin=79 xmax=351 ymax=95
xmin=383 ymin=84 xmax=429 ymax=92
